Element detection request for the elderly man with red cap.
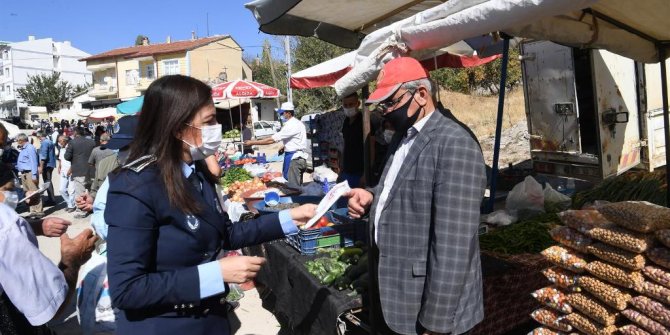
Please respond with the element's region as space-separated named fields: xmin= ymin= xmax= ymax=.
xmin=346 ymin=57 xmax=486 ymax=335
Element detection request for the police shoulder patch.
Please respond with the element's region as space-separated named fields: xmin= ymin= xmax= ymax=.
xmin=123 ymin=155 xmax=157 ymax=172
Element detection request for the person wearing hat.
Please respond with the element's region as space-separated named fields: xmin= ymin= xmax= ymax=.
xmin=244 ymin=101 xmax=308 ymax=187
xmin=345 ymin=57 xmax=486 ymax=335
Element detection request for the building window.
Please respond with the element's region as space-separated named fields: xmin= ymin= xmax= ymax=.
xmin=6 ymin=85 xmax=10 ymax=94
xmin=0 ymin=68 xmax=3 ymax=77
xmin=163 ymin=59 xmax=179 ymax=75
xmin=4 ymin=68 xmax=8 ymax=78
xmin=2 ymin=51 xmax=7 ymax=60
xmin=125 ymin=69 xmax=138 ymax=86
xmin=145 ymin=64 xmax=155 ymax=79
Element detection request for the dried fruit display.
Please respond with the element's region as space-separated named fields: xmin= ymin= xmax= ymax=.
xmin=584 ymin=261 xmax=643 ymax=289
xmin=566 ymin=292 xmax=619 ymax=326
xmin=542 ymin=267 xmax=582 ymax=292
xmin=587 ymin=242 xmax=645 ymax=270
xmin=565 ymin=312 xmax=616 ymax=335
xmin=643 ymin=265 xmax=670 ymax=289
xmin=622 ymin=309 xmax=670 ymax=335
xmin=587 ymin=224 xmax=653 ymax=253
xmin=558 ymin=210 xmax=610 ymax=234
xmin=598 ymin=201 xmax=670 ymax=233
xmin=550 ymin=226 xmax=593 ymax=253
xmin=531 ymin=308 xmax=572 ymax=332
xmin=541 ymin=246 xmax=588 ymax=273
xmin=532 ymin=286 xmax=573 ymax=313
xmin=578 ymin=276 xmax=631 ymax=311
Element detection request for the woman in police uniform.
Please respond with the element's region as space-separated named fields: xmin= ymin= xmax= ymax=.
xmin=104 ymin=75 xmax=316 ymax=335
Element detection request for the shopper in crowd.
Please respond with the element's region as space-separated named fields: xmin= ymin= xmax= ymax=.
xmin=104 ymin=75 xmax=316 ymax=335
xmin=88 ymin=133 xmax=114 ymax=177
xmin=15 ymin=133 xmax=44 ymax=219
xmin=338 ymin=92 xmax=366 ymax=188
xmin=65 ymin=127 xmax=95 ymax=218
xmin=37 ymin=130 xmax=57 ymax=206
xmin=57 ymin=135 xmax=76 ymax=213
xmin=370 ymin=119 xmax=394 ymax=187
xmin=244 ymin=102 xmax=308 ymax=187
xmin=346 ymin=57 xmax=486 ymax=335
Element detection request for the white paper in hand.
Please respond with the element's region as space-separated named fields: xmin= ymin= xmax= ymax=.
xmin=303 ymin=181 xmax=351 ymax=229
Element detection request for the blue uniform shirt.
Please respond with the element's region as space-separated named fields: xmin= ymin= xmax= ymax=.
xmin=39 ymin=138 xmax=57 ymax=168
xmin=95 ymin=163 xmax=298 ymax=299
xmin=16 ymin=143 xmax=39 ymax=179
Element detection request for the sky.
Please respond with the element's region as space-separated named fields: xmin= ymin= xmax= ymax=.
xmin=0 ymin=0 xmax=279 ymax=58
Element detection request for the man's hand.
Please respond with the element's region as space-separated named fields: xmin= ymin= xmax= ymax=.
xmin=278 ymin=147 xmax=285 ymax=155
xmin=60 ymin=229 xmax=97 ymax=268
xmin=75 ymin=191 xmax=93 ymax=212
xmin=243 ymin=140 xmax=253 ymax=146
xmin=345 ymin=188 xmax=374 ymax=219
xmin=218 ymin=256 xmax=266 ymax=284
xmin=67 ymin=168 xmax=72 ymax=177
xmin=41 ymin=217 xmax=71 ymax=237
xmin=38 ymin=166 xmax=43 ymax=175
xmin=32 ymin=178 xmax=39 ymax=186
xmin=289 ymin=204 xmax=318 ymax=226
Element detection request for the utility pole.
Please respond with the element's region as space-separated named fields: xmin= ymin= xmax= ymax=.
xmin=285 ymin=36 xmax=293 ymax=103
xmin=265 ymin=42 xmax=280 ymax=108
xmin=206 ymin=13 xmax=210 ymax=37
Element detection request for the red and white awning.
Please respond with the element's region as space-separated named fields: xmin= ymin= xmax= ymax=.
xmin=211 ymin=80 xmax=281 ymax=101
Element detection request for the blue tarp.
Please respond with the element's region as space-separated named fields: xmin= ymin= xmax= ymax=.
xmin=116 ymin=96 xmax=144 ymax=115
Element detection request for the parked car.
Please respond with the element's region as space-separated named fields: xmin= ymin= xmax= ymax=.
xmin=252 ymin=121 xmax=277 ymax=138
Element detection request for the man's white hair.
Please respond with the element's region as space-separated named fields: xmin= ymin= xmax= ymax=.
xmin=400 ymin=78 xmax=437 ymax=100
xmin=16 ymin=133 xmax=29 ymax=142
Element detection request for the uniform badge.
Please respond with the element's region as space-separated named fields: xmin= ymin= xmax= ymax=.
xmin=185 ymin=215 xmax=200 ymax=231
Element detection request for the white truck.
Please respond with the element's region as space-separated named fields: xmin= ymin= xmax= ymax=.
xmin=520 ymin=40 xmax=669 ymax=182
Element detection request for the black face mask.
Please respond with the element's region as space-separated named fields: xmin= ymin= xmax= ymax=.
xmin=383 ymin=91 xmax=420 ymax=135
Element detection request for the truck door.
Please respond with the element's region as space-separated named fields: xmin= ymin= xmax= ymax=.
xmin=521 ymin=41 xmax=581 ymax=154
xmin=592 ymin=49 xmax=642 ymax=178
xmin=642 ymin=60 xmax=670 ymax=170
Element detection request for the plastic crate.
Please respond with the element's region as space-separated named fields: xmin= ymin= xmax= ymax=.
xmin=286 ymin=209 xmax=367 ymax=255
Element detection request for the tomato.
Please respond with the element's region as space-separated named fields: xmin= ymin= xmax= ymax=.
xmin=316 ymin=216 xmax=329 ymax=228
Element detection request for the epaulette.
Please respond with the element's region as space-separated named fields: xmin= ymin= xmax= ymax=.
xmin=122 ymin=155 xmax=157 ymax=172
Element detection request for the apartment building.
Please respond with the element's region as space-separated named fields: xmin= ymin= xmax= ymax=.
xmin=80 ymin=34 xmax=252 ymax=102
xmin=0 ymin=36 xmax=91 ymax=118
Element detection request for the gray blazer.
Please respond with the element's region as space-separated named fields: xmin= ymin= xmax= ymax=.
xmin=369 ymin=109 xmax=486 ymax=335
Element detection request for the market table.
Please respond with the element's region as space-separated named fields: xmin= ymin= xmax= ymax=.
xmin=247 ymin=242 xmax=549 ymax=335
xmin=247 ymin=241 xmax=363 ymax=335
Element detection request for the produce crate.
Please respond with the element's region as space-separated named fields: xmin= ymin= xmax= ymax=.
xmin=286 ymin=209 xmax=367 ymax=255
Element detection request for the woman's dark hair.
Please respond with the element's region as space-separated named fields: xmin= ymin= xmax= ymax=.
xmin=0 ymin=164 xmax=14 ymax=187
xmin=126 ymin=75 xmax=217 ymax=214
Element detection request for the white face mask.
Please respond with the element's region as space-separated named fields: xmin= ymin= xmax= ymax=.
xmin=343 ymin=107 xmax=358 ymax=117
xmin=2 ymin=191 xmax=18 ymax=210
xmin=0 ymin=148 xmax=3 ymax=156
xmin=383 ymin=130 xmax=395 ymax=143
xmin=182 ymin=123 xmax=222 ymax=161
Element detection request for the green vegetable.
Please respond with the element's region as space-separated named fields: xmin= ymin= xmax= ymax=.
xmin=220 ymin=167 xmax=252 ymax=187
xmin=479 ymin=213 xmax=558 ymax=255
xmin=572 ymin=170 xmax=667 ymax=208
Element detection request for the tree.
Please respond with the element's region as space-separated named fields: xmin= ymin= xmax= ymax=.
xmin=16 ymin=72 xmax=74 ymax=113
xmin=291 ymin=37 xmax=350 ymax=117
xmin=135 ymin=35 xmax=149 ymax=46
xmin=431 ymin=47 xmax=522 ymax=95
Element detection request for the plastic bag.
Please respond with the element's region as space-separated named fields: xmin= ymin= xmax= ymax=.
xmin=637 ymin=281 xmax=670 ymax=305
xmin=557 ymin=210 xmax=610 ymax=234
xmin=527 ymin=327 xmax=566 ymax=335
xmin=622 ymin=309 xmax=670 ymax=335
xmin=541 ymin=246 xmax=588 ymax=273
xmin=656 ymin=230 xmax=670 ymax=249
xmin=532 ymin=286 xmax=573 ymax=313
xmin=542 ymin=267 xmax=581 ymax=292
xmin=630 ymin=296 xmax=670 ymax=328
xmin=544 ymin=184 xmax=572 ymax=210
xmin=312 ymin=165 xmax=338 ymax=183
xmin=597 ymin=201 xmax=670 ymax=233
xmin=578 ymin=276 xmax=631 ymax=311
xmin=585 ymin=261 xmax=644 ymax=289
xmin=565 ymin=312 xmax=616 ymax=335
xmin=648 ymin=247 xmax=670 ymax=270
xmin=483 ymin=209 xmax=518 ymax=226
xmin=587 ymin=224 xmax=653 ymax=253
xmin=643 ymin=265 xmax=670 ymax=289
xmin=566 ymin=292 xmax=619 ymax=326
xmin=531 ymin=308 xmax=572 ymax=332
xmin=619 ymin=325 xmax=652 ymax=335
xmin=76 ymin=252 xmax=116 ymax=335
xmin=587 ymin=242 xmax=646 ymax=270
xmin=506 ymin=176 xmax=545 ymax=212
xmin=549 ymin=226 xmax=592 ymax=253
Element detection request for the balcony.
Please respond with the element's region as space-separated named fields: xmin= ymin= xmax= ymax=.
xmin=89 ymin=83 xmax=118 ymax=98
xmin=135 ymin=77 xmax=153 ymax=91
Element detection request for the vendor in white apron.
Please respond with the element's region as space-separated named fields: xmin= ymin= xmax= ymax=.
xmin=244 ymin=102 xmax=308 ymax=187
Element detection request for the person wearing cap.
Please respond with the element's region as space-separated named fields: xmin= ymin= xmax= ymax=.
xmin=346 ymin=57 xmax=486 ymax=335
xmin=244 ymin=101 xmax=308 ymax=187
xmin=57 ymin=135 xmax=76 ymax=212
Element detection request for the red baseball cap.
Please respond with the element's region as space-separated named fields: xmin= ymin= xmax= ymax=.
xmin=367 ymin=57 xmax=429 ymax=103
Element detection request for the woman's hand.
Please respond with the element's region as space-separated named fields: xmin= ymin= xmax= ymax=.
xmin=218 ymin=256 xmax=266 ymax=283
xmin=290 ymin=204 xmax=317 ymax=226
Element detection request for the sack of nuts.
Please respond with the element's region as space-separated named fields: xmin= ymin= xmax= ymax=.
xmin=565 ymin=312 xmax=616 ymax=335
xmin=629 ymin=296 xmax=670 ymax=328
xmin=648 ymin=247 xmax=670 ymax=270
xmin=655 ymin=230 xmax=670 ymax=249
xmin=598 ymin=201 xmax=670 ymax=233
xmin=637 ymin=281 xmax=670 ymax=305
xmin=643 ymin=265 xmax=670 ymax=289
xmin=587 ymin=224 xmax=653 ymax=253
xmin=584 ymin=261 xmax=644 ymax=289
xmin=578 ymin=276 xmax=631 ymax=311
xmin=550 ymin=226 xmax=593 ymax=253
xmin=622 ymin=309 xmax=670 ymax=335
xmin=532 ymin=286 xmax=573 ymax=313
xmin=531 ymin=308 xmax=572 ymax=332
xmin=619 ymin=324 xmax=652 ymax=335
xmin=587 ymin=242 xmax=646 ymax=271
xmin=542 ymin=267 xmax=582 ymax=292
xmin=557 ymin=210 xmax=610 ymax=234
xmin=542 ymin=246 xmax=588 ymax=273
xmin=566 ymin=292 xmax=619 ymax=326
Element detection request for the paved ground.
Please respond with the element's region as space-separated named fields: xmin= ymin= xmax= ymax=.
xmin=27 ymin=151 xmax=284 ymax=335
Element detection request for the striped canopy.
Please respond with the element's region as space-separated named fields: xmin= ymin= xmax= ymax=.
xmin=211 ymin=80 xmax=281 ymax=101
